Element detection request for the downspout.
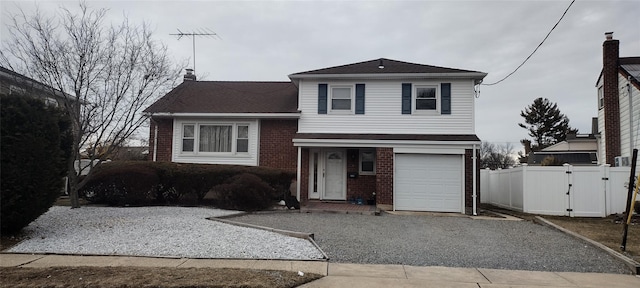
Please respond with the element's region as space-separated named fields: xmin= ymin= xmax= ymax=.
xmin=296 ymin=146 xmax=301 ymax=201
xmin=628 ymin=76 xmax=633 ymax=157
xmin=152 ymin=118 xmax=158 ymax=162
xmin=472 ymin=144 xmax=478 ymax=216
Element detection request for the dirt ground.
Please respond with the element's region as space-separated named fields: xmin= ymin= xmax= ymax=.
xmin=0 ymin=266 xmax=322 ymax=288
xmin=482 ymin=204 xmax=640 ymax=263
xmin=544 ymin=215 xmax=640 ymax=262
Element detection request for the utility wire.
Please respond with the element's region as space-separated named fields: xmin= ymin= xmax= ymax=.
xmin=482 ymin=0 xmax=576 ymax=86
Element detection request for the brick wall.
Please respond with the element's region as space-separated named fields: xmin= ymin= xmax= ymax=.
xmin=148 ymin=117 xmax=173 ymax=162
xmin=300 ymin=148 xmax=309 ymax=205
xmin=376 ymin=148 xmax=393 ymax=205
xmin=603 ymin=36 xmax=621 ymax=164
xmin=464 ymin=149 xmax=480 ymax=214
xmin=346 ymin=149 xmax=377 ymax=202
xmin=259 ymin=119 xmax=298 ymax=173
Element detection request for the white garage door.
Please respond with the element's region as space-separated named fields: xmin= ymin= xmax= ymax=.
xmin=395 ymin=154 xmax=463 ymax=212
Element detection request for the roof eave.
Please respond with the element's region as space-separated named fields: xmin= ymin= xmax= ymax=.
xmin=145 ymin=112 xmax=301 ymax=119
xmin=289 ymin=72 xmax=487 ymax=80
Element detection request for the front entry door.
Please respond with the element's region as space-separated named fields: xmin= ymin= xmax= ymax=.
xmin=323 ymin=150 xmax=346 ymax=200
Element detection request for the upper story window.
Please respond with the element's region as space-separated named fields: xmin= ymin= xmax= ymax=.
xmin=330 ymin=86 xmax=353 ymax=113
xmin=181 ymin=122 xmax=250 ymax=154
xmin=598 ymin=86 xmax=604 ymax=110
xmin=415 ymin=86 xmax=437 ymax=110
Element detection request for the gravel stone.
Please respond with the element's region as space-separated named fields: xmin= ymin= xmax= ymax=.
xmin=8 ymin=206 xmax=325 ymax=260
xmin=231 ymin=212 xmax=632 ymax=274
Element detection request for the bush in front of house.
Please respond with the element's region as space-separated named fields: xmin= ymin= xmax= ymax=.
xmin=0 ymin=94 xmax=71 ymax=234
xmin=81 ymin=162 xmax=161 ymax=206
xmin=80 ymin=161 xmax=294 ymax=209
xmin=211 ymin=173 xmax=273 ymax=211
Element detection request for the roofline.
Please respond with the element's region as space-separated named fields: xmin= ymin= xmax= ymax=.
xmin=145 ymin=112 xmax=301 ymax=119
xmin=292 ymin=138 xmax=481 ymax=147
xmin=289 ymin=72 xmax=487 ymax=80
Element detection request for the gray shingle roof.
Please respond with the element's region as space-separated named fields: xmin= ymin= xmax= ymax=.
xmin=289 ymin=58 xmax=485 ymax=76
xmin=143 ymin=81 xmax=298 ymax=114
xmin=620 ymin=57 xmax=640 ymax=84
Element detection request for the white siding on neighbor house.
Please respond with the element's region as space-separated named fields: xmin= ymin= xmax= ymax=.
xmin=597 ymin=105 xmax=606 ymax=165
xmin=297 ymin=79 xmax=476 ymax=135
xmin=618 ymin=74 xmax=640 ymax=168
xmin=171 ymin=118 xmax=259 ymax=166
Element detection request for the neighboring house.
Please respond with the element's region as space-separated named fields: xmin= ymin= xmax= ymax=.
xmin=0 ymin=66 xmax=69 ymax=105
xmin=528 ymin=119 xmax=599 ymax=165
xmin=145 ymin=58 xmax=487 ymax=214
xmin=596 ymin=32 xmax=640 ymax=168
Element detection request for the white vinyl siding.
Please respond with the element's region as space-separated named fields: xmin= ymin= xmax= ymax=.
xmin=172 ymin=118 xmax=259 ymax=166
xmin=298 ymin=79 xmax=475 ymax=134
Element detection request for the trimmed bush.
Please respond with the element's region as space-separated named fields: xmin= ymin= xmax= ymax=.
xmin=81 ymin=162 xmax=160 ymax=206
xmin=211 ymin=173 xmax=273 ymax=211
xmin=79 ymin=161 xmax=295 ymax=209
xmin=1 ymin=94 xmax=70 ymax=234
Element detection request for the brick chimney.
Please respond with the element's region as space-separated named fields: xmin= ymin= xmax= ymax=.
xmin=602 ymin=32 xmax=620 ymax=164
xmin=183 ymin=68 xmax=196 ymax=81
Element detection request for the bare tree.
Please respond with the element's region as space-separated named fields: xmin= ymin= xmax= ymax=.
xmin=480 ymin=141 xmax=517 ymax=170
xmin=1 ymin=2 xmax=182 ymax=208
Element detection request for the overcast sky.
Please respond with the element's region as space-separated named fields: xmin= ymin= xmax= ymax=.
xmin=2 ymin=0 xmax=639 ymax=150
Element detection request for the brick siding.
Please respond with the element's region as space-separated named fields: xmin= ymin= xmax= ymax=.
xmin=376 ymin=148 xmax=394 ymax=205
xmin=300 ymin=148 xmax=309 ymax=205
xmin=346 ymin=149 xmax=377 ymax=202
xmin=259 ymin=119 xmax=298 ymax=173
xmin=603 ymin=38 xmax=621 ymax=164
xmin=148 ymin=117 xmax=173 ymax=162
xmin=464 ymin=149 xmax=480 ymax=214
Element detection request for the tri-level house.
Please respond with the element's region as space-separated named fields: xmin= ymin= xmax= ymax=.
xmin=597 ymin=32 xmax=640 ymax=168
xmin=144 ymin=59 xmax=487 ymax=214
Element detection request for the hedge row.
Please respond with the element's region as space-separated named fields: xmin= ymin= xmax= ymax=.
xmin=80 ymin=161 xmax=295 ymax=210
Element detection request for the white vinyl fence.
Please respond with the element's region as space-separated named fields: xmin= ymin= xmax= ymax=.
xmin=481 ymin=164 xmax=632 ymax=217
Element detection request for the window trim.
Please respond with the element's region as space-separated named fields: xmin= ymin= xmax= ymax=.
xmin=597 ymin=86 xmax=604 ymax=110
xmin=359 ymin=149 xmax=376 ymax=175
xmin=180 ymin=122 xmax=251 ymax=156
xmin=413 ymin=84 xmax=440 ymax=114
xmin=329 ymin=85 xmax=355 ymax=114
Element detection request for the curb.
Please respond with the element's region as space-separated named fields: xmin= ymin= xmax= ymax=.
xmin=206 ymin=216 xmax=329 ymax=261
xmin=534 ymin=216 xmax=640 ymax=275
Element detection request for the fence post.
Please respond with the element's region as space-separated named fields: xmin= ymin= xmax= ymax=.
xmin=564 ymin=163 xmax=573 ymax=217
xmin=601 ymin=164 xmax=610 ymax=217
xmin=521 ymin=164 xmax=527 ymax=213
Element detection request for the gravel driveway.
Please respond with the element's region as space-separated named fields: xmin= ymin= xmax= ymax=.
xmin=231 ymin=212 xmax=631 ymax=274
xmin=7 ymin=206 xmax=324 ymax=260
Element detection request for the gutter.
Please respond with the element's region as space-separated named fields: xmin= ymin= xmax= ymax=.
xmin=472 ymin=144 xmax=477 ymax=216
xmin=144 ymin=112 xmax=301 ymax=119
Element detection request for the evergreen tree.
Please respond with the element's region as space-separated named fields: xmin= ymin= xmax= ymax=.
xmin=518 ymin=97 xmax=577 ymax=150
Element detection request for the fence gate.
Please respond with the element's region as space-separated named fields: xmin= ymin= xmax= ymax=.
xmin=565 ymin=165 xmax=607 ymax=217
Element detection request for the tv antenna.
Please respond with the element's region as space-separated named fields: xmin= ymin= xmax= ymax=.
xmin=170 ymin=28 xmax=219 ymax=74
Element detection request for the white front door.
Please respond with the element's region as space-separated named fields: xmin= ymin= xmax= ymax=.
xmin=323 ymin=150 xmax=346 ymax=200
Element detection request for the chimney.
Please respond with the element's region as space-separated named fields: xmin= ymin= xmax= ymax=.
xmin=183 ymin=68 xmax=196 ymax=81
xmin=602 ymin=32 xmax=620 ymax=164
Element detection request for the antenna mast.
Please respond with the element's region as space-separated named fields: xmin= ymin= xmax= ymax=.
xmin=170 ymin=28 xmax=218 ymax=74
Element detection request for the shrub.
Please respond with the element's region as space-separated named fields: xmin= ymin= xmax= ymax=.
xmin=1 ymin=94 xmax=70 ymax=234
xmin=211 ymin=173 xmax=274 ymax=211
xmin=81 ymin=162 xmax=160 ymax=206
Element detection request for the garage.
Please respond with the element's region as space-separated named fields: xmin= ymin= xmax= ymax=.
xmin=395 ymin=154 xmax=463 ymax=212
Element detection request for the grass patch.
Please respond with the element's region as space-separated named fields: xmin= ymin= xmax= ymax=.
xmin=0 ymin=266 xmax=322 ymax=288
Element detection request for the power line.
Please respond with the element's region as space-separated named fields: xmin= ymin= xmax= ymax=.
xmin=482 ymin=0 xmax=576 ymax=86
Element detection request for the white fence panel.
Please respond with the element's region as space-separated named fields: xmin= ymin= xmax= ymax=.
xmin=481 ymin=164 xmax=632 ymax=217
xmin=523 ymin=166 xmax=568 ymax=216
xmin=609 ymin=167 xmax=634 ymax=214
xmin=570 ymin=166 xmax=606 ymax=217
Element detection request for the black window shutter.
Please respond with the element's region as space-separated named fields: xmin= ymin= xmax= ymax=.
xmin=355 ymin=84 xmax=365 ymax=114
xmin=441 ymin=83 xmax=451 ymax=115
xmin=402 ymin=83 xmax=412 ymax=114
xmin=318 ymin=84 xmax=327 ymax=114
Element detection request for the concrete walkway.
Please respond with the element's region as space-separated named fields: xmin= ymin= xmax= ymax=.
xmin=2 ymin=253 xmax=639 ymax=288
